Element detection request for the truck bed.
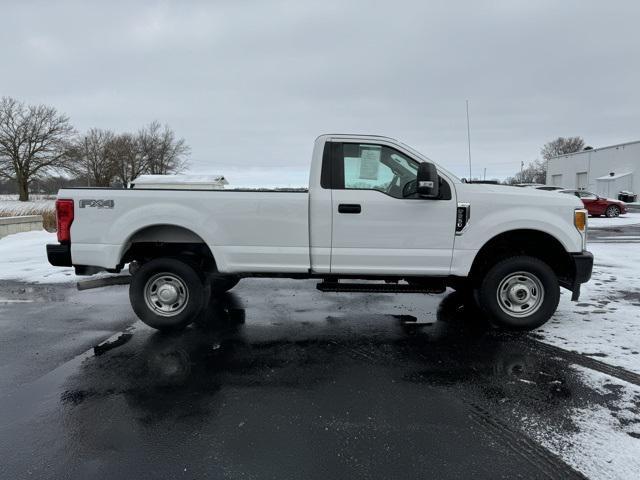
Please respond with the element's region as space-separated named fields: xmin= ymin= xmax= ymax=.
xmin=60 ymin=188 xmax=311 ymax=273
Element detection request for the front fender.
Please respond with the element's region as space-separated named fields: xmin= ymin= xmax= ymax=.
xmin=450 ymin=205 xmax=582 ymax=277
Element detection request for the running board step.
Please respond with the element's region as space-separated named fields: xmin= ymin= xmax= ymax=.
xmin=316 ymin=281 xmax=445 ymax=294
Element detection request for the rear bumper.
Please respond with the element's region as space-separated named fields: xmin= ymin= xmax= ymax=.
xmin=47 ymin=243 xmax=72 ymax=267
xmin=569 ymin=250 xmax=593 ymax=301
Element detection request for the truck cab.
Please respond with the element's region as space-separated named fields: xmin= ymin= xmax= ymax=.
xmin=309 ymin=135 xmax=457 ymax=275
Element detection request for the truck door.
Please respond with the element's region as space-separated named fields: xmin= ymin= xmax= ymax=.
xmin=328 ymin=142 xmax=457 ymax=275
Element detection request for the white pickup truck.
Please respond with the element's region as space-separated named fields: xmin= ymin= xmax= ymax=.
xmin=47 ymin=134 xmax=593 ymax=332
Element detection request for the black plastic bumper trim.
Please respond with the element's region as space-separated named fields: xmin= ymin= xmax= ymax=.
xmin=572 ymin=251 xmax=594 ymax=284
xmin=47 ymin=243 xmax=72 ymax=267
xmin=570 ymin=250 xmax=593 ymax=301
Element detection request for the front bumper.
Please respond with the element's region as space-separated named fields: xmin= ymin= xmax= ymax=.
xmin=569 ymin=250 xmax=593 ymax=301
xmin=47 ymin=243 xmax=72 ymax=267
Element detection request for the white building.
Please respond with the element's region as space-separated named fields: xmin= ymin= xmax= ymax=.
xmin=546 ymin=140 xmax=640 ymax=198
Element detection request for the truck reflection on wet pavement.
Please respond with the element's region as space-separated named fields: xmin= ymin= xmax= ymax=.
xmin=0 ymin=284 xmax=594 ymax=479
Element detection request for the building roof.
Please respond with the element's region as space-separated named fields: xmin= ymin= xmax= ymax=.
xmin=596 ymin=172 xmax=632 ymax=181
xmin=549 ymin=139 xmax=640 ymax=160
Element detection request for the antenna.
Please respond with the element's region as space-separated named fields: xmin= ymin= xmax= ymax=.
xmin=466 ymin=100 xmax=472 ymax=179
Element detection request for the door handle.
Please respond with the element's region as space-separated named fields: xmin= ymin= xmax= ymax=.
xmin=338 ymin=204 xmax=361 ymax=214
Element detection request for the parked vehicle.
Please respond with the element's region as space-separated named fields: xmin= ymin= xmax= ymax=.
xmin=558 ymin=189 xmax=628 ymax=217
xmin=514 ymin=183 xmax=545 ymax=188
xmin=47 ymin=134 xmax=593 ymax=332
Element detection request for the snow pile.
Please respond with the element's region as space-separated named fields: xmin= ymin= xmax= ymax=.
xmin=0 ymin=230 xmax=77 ymax=283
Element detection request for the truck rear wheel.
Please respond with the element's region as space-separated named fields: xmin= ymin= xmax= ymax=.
xmin=476 ymin=256 xmax=559 ymax=330
xmin=129 ymin=257 xmax=206 ymax=331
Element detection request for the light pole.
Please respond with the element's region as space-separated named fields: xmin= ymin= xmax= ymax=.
xmin=466 ymin=100 xmax=472 ymax=180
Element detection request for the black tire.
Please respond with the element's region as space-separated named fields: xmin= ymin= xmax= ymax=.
xmin=209 ymin=274 xmax=240 ymax=294
xmin=129 ymin=257 xmax=206 ymax=331
xmin=605 ymin=205 xmax=620 ymax=218
xmin=475 ymin=256 xmax=560 ymax=330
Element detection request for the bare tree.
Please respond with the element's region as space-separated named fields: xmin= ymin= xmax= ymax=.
xmin=0 ymin=97 xmax=75 ymax=201
xmin=108 ymin=133 xmax=147 ymax=186
xmin=138 ymin=121 xmax=189 ymax=175
xmin=504 ymin=159 xmax=547 ymax=185
xmin=72 ymin=128 xmax=117 ymax=187
xmin=541 ymin=136 xmax=585 ymax=161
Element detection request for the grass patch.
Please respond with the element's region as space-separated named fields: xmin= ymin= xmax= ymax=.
xmin=0 ymin=199 xmax=57 ymax=232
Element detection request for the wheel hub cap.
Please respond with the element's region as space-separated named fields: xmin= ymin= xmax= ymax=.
xmin=144 ymin=273 xmax=189 ymax=317
xmin=508 ymin=283 xmax=531 ymax=304
xmin=497 ymin=272 xmax=545 ymax=318
xmin=157 ymin=284 xmax=179 ymax=305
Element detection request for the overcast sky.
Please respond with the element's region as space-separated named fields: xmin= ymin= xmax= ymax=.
xmin=2 ymin=0 xmax=639 ymax=185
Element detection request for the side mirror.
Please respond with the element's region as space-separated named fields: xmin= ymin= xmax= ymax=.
xmin=416 ymin=162 xmax=439 ymax=198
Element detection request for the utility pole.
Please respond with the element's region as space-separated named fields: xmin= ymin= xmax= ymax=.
xmin=466 ymin=100 xmax=472 ymax=180
xmin=520 ymin=160 xmax=524 ymax=180
xmin=483 ymin=167 xmax=486 ymax=181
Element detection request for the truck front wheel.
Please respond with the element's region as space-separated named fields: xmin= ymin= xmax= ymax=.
xmin=476 ymin=256 xmax=560 ymax=330
xmin=129 ymin=257 xmax=206 ymax=331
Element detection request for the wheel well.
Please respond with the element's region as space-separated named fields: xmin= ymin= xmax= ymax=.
xmin=120 ymin=225 xmax=216 ymax=272
xmin=469 ymin=230 xmax=574 ymax=286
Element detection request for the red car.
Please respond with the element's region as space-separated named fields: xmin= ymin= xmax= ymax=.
xmin=559 ymin=189 xmax=628 ymax=217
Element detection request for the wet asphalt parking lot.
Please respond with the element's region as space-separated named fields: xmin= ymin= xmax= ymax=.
xmin=4 ymin=273 xmax=638 ymax=480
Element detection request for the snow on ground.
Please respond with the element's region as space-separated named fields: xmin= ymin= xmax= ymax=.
xmin=523 ymin=366 xmax=640 ymax=479
xmin=0 ymin=230 xmax=78 ymax=283
xmin=536 ymin=241 xmax=640 ymax=374
xmin=588 ymin=212 xmax=640 ymax=229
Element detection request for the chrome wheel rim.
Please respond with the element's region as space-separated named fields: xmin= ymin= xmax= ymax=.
xmin=144 ymin=273 xmax=189 ymax=317
xmin=606 ymin=206 xmax=619 ymax=217
xmin=496 ymin=271 xmax=544 ymax=318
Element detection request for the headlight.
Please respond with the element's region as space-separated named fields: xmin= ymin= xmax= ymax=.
xmin=574 ymin=209 xmax=587 ymax=232
xmin=575 ymin=208 xmax=587 ymax=249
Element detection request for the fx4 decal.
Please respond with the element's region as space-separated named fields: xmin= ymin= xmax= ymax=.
xmin=79 ymin=199 xmax=115 ymax=209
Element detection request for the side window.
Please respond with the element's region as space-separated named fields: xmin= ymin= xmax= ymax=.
xmin=340 ymin=143 xmax=418 ymax=198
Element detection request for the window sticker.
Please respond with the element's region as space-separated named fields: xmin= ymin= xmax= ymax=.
xmin=359 ymin=146 xmax=381 ymax=180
